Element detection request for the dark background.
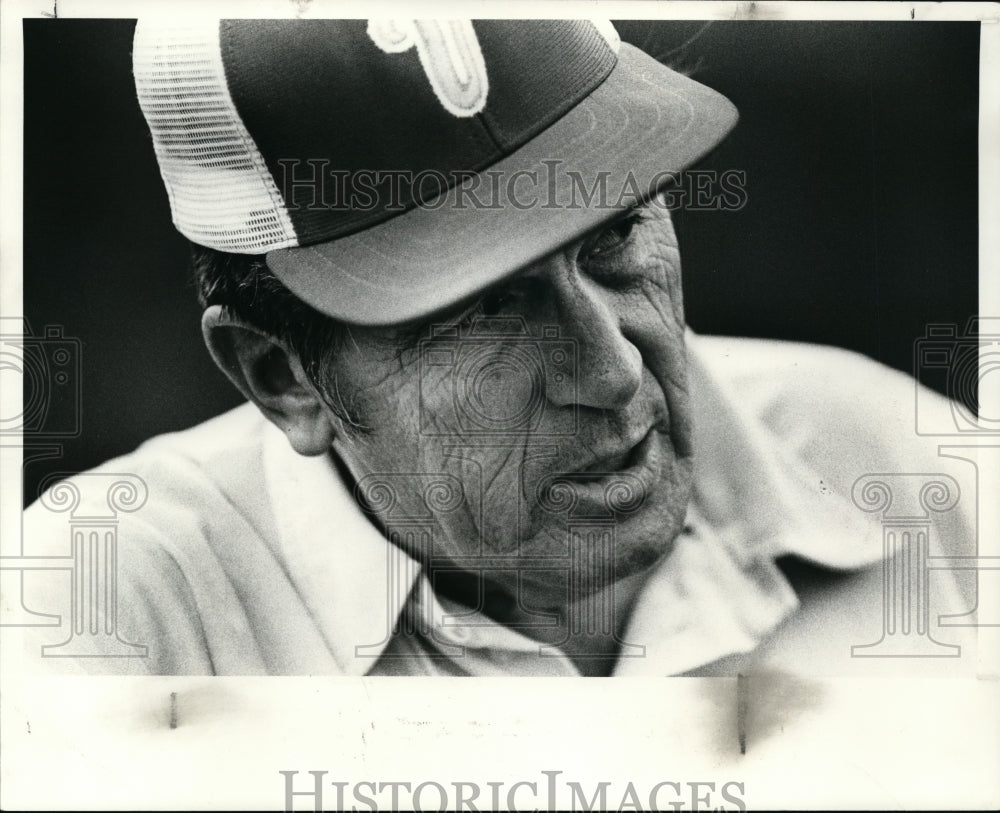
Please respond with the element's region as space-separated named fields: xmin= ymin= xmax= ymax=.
xmin=21 ymin=20 xmax=980 ymax=504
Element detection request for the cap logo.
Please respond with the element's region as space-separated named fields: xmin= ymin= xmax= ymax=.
xmin=367 ymin=20 xmax=489 ymax=118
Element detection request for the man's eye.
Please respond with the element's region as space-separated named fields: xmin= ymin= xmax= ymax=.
xmin=458 ymin=284 xmax=525 ymax=325
xmin=481 ymin=288 xmax=519 ymax=316
xmin=452 ymin=288 xmax=512 ymax=330
xmin=583 ymin=214 xmax=639 ymax=262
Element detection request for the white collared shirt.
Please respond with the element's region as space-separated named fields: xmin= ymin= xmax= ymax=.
xmin=20 ymin=332 xmax=974 ymax=675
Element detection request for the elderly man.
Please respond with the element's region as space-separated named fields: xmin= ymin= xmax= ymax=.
xmin=22 ymin=19 xmax=975 ymax=676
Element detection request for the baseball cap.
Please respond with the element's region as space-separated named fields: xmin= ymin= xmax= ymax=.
xmin=133 ymin=19 xmax=737 ymax=327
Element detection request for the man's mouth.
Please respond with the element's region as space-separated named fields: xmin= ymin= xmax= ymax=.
xmin=573 ymin=427 xmax=656 ymax=482
xmin=531 ymin=426 xmax=662 ymax=516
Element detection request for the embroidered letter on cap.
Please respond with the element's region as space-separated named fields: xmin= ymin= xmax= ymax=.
xmin=367 ymin=19 xmax=489 ymax=118
xmin=591 ymin=20 xmax=621 ymax=53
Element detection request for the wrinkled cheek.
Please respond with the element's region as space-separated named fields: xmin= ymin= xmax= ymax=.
xmin=366 ymin=372 xmax=528 ymax=557
xmin=636 ymin=275 xmax=687 ymax=374
xmin=432 ymin=441 xmax=533 ymax=556
xmin=642 ymin=259 xmax=685 ymax=334
xmin=630 ymin=276 xmax=692 ymax=462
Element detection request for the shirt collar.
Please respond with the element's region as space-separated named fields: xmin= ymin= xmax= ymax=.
xmin=262 ymin=427 xmax=421 ymax=675
xmin=262 ymin=330 xmax=884 ymax=675
xmin=685 ymin=332 xmax=885 ymax=570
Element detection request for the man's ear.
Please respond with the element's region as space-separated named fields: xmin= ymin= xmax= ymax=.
xmin=201 ymin=305 xmax=336 ymax=456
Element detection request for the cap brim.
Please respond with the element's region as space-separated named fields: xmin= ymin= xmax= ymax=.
xmin=266 ymin=43 xmax=738 ymax=327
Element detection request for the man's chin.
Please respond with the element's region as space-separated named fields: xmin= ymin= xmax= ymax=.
xmin=510 ymin=517 xmax=682 ymax=599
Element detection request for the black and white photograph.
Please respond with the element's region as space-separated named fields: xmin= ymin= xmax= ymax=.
xmin=1 ymin=1 xmax=998 ymax=810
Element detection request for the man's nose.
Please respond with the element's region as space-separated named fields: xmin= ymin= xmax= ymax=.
xmin=543 ymin=262 xmax=643 ymax=411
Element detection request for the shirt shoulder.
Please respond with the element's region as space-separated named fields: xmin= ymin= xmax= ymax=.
xmin=686 ymin=333 xmax=977 ymax=674
xmin=20 ymin=404 xmax=302 ymax=675
xmin=688 ymin=333 xmax=955 ymax=479
xmin=25 ymin=403 xmax=277 ymax=560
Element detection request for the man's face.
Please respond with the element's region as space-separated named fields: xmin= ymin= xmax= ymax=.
xmin=327 ymin=200 xmax=693 ymax=608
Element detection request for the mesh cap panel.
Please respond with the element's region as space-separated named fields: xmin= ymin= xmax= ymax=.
xmin=133 ymin=20 xmax=298 ymax=253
